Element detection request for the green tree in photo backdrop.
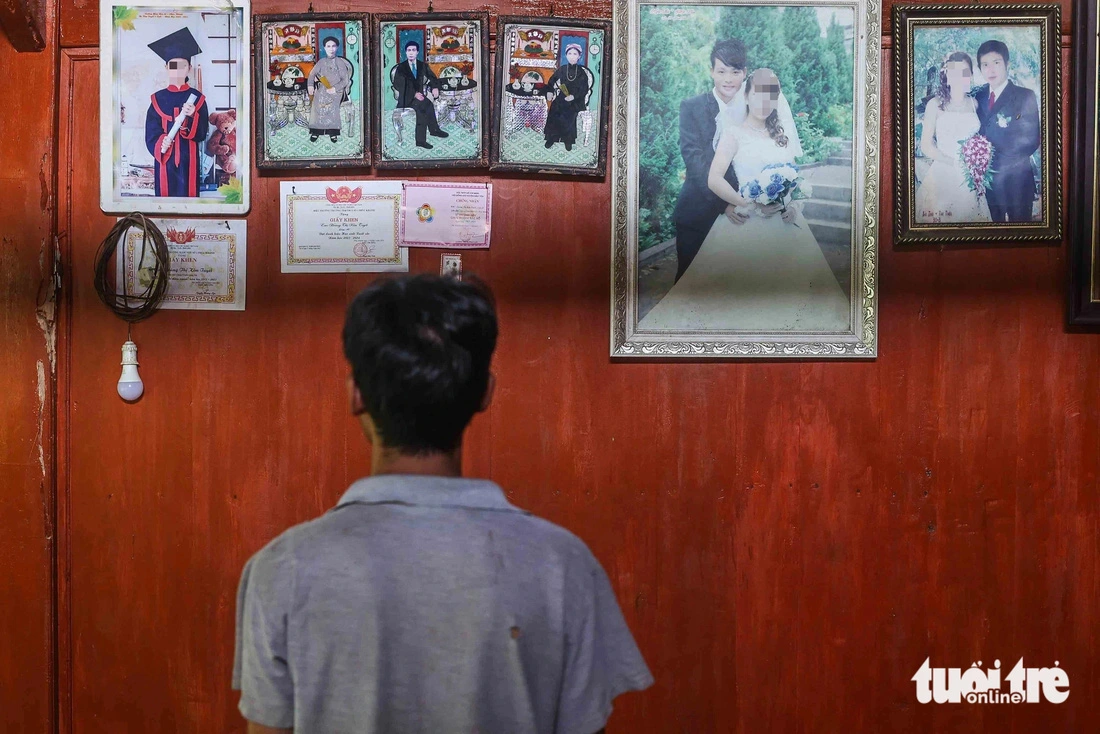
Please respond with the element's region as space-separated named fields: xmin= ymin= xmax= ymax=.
xmin=638 ymin=7 xmax=715 ymax=251
xmin=638 ymin=5 xmax=856 ymax=251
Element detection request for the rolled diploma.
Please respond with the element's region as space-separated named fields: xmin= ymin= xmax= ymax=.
xmin=160 ymin=93 xmax=199 ymax=154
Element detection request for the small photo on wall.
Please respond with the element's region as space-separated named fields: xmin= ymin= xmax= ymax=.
xmin=253 ymin=13 xmax=370 ymax=169
xmin=491 ymin=16 xmax=612 ymax=176
xmin=99 ymin=0 xmax=250 ymax=214
xmin=893 ymin=3 xmax=1062 ymax=244
xmin=372 ymin=12 xmax=490 ymax=169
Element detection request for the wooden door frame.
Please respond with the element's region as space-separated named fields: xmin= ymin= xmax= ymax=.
xmin=55 ymin=45 xmax=99 ymax=734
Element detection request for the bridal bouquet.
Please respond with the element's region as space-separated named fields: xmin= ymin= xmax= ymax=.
xmin=739 ymin=163 xmax=813 ymax=226
xmin=959 ymin=133 xmax=995 ymax=197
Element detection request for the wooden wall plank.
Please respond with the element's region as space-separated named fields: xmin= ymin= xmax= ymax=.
xmin=0 ymin=7 xmax=56 ymax=734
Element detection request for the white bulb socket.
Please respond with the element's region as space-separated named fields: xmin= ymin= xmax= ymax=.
xmin=117 ymin=340 xmax=144 ymax=402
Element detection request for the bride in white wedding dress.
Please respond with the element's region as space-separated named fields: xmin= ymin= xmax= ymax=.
xmin=914 ymin=51 xmax=991 ymax=223
xmin=640 ymin=68 xmax=850 ymax=332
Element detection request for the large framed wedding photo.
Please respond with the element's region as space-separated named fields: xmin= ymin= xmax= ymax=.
xmin=893 ymin=4 xmax=1062 ymax=245
xmin=253 ymin=13 xmax=370 ymax=170
xmin=371 ymin=12 xmax=490 ymax=170
xmin=1069 ymin=0 xmax=1100 ymax=326
xmin=610 ymin=0 xmax=880 ymax=358
xmin=99 ymin=0 xmax=250 ymax=214
xmin=490 ymin=16 xmax=612 ymax=176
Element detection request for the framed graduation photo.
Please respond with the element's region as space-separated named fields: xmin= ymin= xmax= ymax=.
xmin=99 ymin=0 xmax=250 ymax=214
xmin=610 ymin=0 xmax=880 ymax=358
xmin=893 ymin=4 xmax=1062 ymax=245
xmin=253 ymin=13 xmax=370 ymax=170
xmin=490 ymin=16 xmax=612 ymax=176
xmin=372 ymin=12 xmax=490 ymax=169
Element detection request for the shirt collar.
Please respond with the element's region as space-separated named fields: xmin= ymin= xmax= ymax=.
xmin=990 ymin=80 xmax=1009 ymax=100
xmin=336 ymin=475 xmax=528 ymax=513
xmin=712 ymin=87 xmax=735 ymax=111
xmin=167 ymin=83 xmax=191 ymax=93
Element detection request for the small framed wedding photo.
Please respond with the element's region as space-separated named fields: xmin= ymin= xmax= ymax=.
xmin=490 ymin=16 xmax=612 ymax=176
xmin=253 ymin=13 xmax=370 ymax=170
xmin=371 ymin=12 xmax=490 ymax=169
xmin=892 ymin=4 xmax=1062 ymax=245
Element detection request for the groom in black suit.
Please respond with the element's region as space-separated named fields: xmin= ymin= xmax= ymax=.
xmin=391 ymin=40 xmax=449 ymax=149
xmin=973 ymin=39 xmax=1041 ymax=222
xmin=672 ymin=39 xmax=748 ymax=282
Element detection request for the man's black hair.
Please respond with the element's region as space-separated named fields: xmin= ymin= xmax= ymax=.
xmin=710 ymin=39 xmax=747 ymax=71
xmin=342 ymin=274 xmax=498 ymax=454
xmin=404 ymin=40 xmax=421 ymax=52
xmin=977 ymin=39 xmax=1009 ymax=67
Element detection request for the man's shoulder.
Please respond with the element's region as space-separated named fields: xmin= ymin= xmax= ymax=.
xmin=247 ymin=494 xmax=595 ymax=555
xmin=513 ymin=511 xmax=597 ymax=559
xmin=242 ymin=510 xmax=339 ymax=576
xmin=681 ymin=91 xmax=715 ymax=113
xmin=1009 ymin=81 xmax=1037 ymax=102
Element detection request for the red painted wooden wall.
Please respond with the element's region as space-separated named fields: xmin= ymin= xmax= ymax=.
xmin=0 ymin=1 xmax=57 ymax=730
xmin=3 ymin=0 xmax=1098 ymax=731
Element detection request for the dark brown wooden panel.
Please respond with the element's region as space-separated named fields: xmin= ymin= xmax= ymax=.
xmin=0 ymin=0 xmax=44 ymax=49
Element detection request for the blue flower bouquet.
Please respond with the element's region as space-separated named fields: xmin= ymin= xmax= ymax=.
xmin=739 ymin=163 xmax=813 ymax=227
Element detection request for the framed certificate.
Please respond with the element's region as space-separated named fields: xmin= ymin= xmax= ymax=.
xmin=116 ymin=218 xmax=246 ymax=310
xmin=400 ymin=182 xmax=491 ymax=249
xmin=279 ymin=180 xmax=409 ymax=273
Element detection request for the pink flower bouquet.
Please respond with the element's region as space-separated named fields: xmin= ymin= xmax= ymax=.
xmin=959 ymin=133 xmax=994 ymax=197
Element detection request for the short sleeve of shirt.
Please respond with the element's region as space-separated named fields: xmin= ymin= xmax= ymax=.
xmin=556 ymin=547 xmax=654 ymax=734
xmin=232 ymin=537 xmax=296 ymax=729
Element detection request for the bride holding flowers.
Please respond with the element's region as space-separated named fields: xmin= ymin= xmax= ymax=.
xmin=914 ymin=51 xmax=993 ymax=223
xmin=640 ymin=68 xmax=850 ymax=332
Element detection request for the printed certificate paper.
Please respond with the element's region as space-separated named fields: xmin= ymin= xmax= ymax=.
xmin=280 ymin=181 xmax=408 ymax=273
xmin=116 ymin=218 xmax=246 ymax=311
xmin=401 ymin=182 xmax=492 ymax=249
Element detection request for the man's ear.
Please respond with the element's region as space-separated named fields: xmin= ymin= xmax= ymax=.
xmin=479 ymin=373 xmax=496 ymax=412
xmin=347 ymin=375 xmax=366 ymax=415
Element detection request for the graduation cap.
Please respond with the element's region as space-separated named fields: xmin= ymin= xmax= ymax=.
xmin=148 ymin=28 xmax=202 ymax=64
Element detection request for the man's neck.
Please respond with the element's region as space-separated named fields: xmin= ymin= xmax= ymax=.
xmin=713 ymin=86 xmax=737 ymax=105
xmin=991 ymin=79 xmax=1009 ymax=97
xmin=370 ymin=443 xmax=463 ymax=478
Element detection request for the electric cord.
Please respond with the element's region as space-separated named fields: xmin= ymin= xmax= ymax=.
xmin=93 ymin=213 xmax=170 ymax=324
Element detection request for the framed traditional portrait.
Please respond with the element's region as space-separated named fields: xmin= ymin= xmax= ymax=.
xmin=372 ymin=12 xmax=490 ymax=169
xmin=99 ymin=0 xmax=250 ymax=214
xmin=1069 ymin=0 xmax=1100 ymax=326
xmin=490 ymin=16 xmax=612 ymax=176
xmin=610 ymin=0 xmax=880 ymax=358
xmin=253 ymin=13 xmax=370 ymax=170
xmin=893 ymin=4 xmax=1062 ymax=245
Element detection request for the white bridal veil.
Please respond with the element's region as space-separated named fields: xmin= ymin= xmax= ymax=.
xmin=716 ymin=83 xmax=804 ymax=158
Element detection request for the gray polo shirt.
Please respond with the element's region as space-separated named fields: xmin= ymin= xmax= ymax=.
xmin=232 ymin=475 xmax=653 ymax=733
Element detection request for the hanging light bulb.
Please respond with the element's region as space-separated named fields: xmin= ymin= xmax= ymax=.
xmin=117 ymin=340 xmax=144 ymax=402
